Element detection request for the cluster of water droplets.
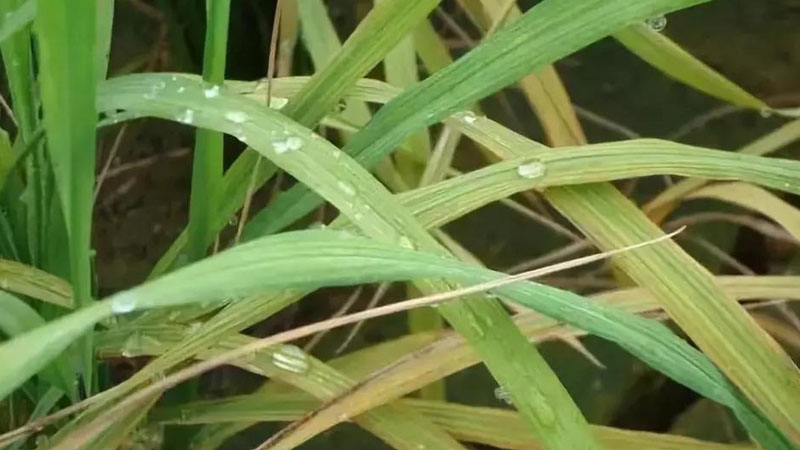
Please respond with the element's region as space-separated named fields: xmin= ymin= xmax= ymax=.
xmin=203 ymin=84 xmax=220 ymax=99
xmin=177 ymin=108 xmax=195 ymax=125
xmin=272 ymin=135 xmax=304 ymax=154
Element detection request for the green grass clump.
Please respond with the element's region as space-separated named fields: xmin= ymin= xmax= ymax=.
xmin=0 ymin=0 xmax=799 ymax=449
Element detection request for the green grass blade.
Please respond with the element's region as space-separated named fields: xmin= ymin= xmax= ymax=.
xmin=157 ymin=396 xmax=756 ymax=450
xmin=686 ymin=182 xmax=800 ymax=241
xmin=167 ymin=275 xmax=800 ymax=450
xmin=0 ymin=258 xmax=72 ymax=307
xmin=0 ymin=0 xmax=34 ymax=44
xmin=1 ymin=0 xmax=40 ymax=265
xmin=97 ymin=75 xmax=603 ymax=448
xmin=0 ymin=301 xmax=109 ymax=401
xmin=34 ymin=0 xmax=97 ymax=394
xmin=614 ymin=24 xmax=766 ymax=110
xmin=12 ymin=228 xmax=786 ymax=445
xmin=0 ymin=290 xmax=74 ymax=399
xmin=645 ymin=119 xmax=800 ymax=221
xmin=186 ymin=0 xmax=230 ymax=261
xmin=148 ymin=0 xmax=442 ymax=277
xmin=95 ymin=0 xmax=113 ymax=80
xmin=449 ymin=107 xmax=800 ymax=443
xmin=233 ymin=0 xmax=711 ymax=251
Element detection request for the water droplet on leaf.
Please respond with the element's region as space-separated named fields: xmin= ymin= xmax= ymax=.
xmin=272 ymin=135 xmax=304 ymax=154
xmin=645 ymin=15 xmax=667 ymax=32
xmin=225 ymin=110 xmax=249 ymax=124
xmin=337 ymin=181 xmax=356 ymax=196
xmin=111 ymin=292 xmax=138 ymax=314
xmin=516 ymin=161 xmax=546 ymax=179
xmin=272 ymin=345 xmax=310 ymax=373
xmin=204 ymin=84 xmax=220 ymax=98
xmin=177 ymin=109 xmax=195 ymax=124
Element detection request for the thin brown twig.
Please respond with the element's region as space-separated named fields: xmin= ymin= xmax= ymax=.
xmin=0 ymin=92 xmax=18 ymax=128
xmin=94 ymin=124 xmax=129 ymax=202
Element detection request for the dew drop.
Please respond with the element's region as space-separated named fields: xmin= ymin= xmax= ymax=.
xmin=271 ymin=345 xmax=310 ymax=374
xmin=203 ymin=84 xmax=220 ymax=98
xmin=177 ymin=86 xmax=186 ymax=94
xmin=759 ymin=107 xmax=774 ymax=118
xmin=272 ymin=135 xmax=304 ymax=154
xmin=111 ymin=292 xmax=138 ymax=314
xmin=460 ymin=111 xmax=478 ymax=124
xmin=170 ymin=75 xmax=178 ymax=81
xmin=177 ymin=109 xmax=195 ymax=125
xmin=225 ymin=110 xmax=249 ymax=124
xmin=331 ymin=148 xmax=343 ymax=159
xmin=645 ymin=15 xmax=667 ymax=32
xmin=516 ymin=161 xmax=546 ymax=179
xmin=337 ymin=181 xmax=356 ymax=196
xmin=228 ymin=215 xmax=239 ymax=226
xmin=353 ymin=212 xmax=364 ymax=221
xmin=338 ymin=413 xmax=350 ymax=422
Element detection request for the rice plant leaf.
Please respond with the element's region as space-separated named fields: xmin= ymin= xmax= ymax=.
xmin=98 ymin=74 xmax=599 ymax=448
xmin=0 ymin=258 xmax=72 ymax=307
xmin=148 ymin=0 xmax=442 ymax=277
xmin=33 ymin=0 xmax=97 ymax=393
xmin=231 ymin=0 xmax=711 ymax=246
xmin=0 ymin=301 xmax=110 ymax=401
xmin=686 ymin=182 xmax=800 ymax=241
xmin=91 ymin=73 xmax=800 ymax=446
xmin=95 ymin=0 xmax=113 ymax=80
xmin=157 ymin=396 xmax=756 ymax=450
xmin=1 ymin=0 xmax=39 ymax=265
xmin=645 ymin=120 xmax=800 ymax=222
xmin=614 ymin=24 xmax=765 ymax=110
xmin=0 ymin=289 xmax=74 ymax=402
xmin=445 ymin=108 xmax=800 ymax=443
xmin=116 ymin=331 xmax=466 ymax=450
xmin=0 ymin=0 xmax=34 ymax=44
xmin=186 ymin=0 xmax=230 ymax=262
xmin=10 ymin=228 xmax=786 ymax=447
xmin=174 ymin=274 xmax=800 ymax=449
xmin=465 ymin=0 xmax=587 ymax=146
